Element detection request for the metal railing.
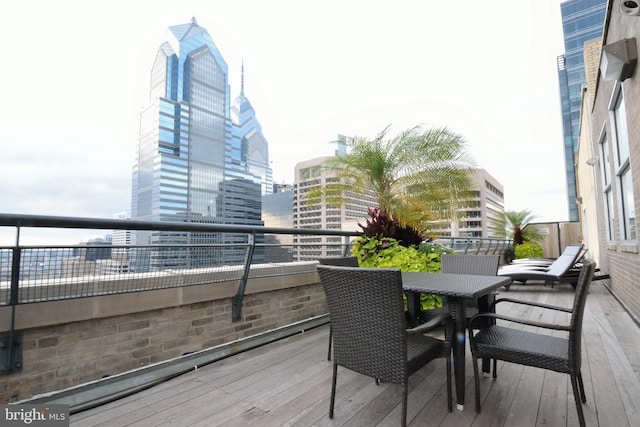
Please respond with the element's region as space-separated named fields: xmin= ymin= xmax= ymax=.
xmin=0 ymin=214 xmax=513 ymax=309
xmin=0 ymin=213 xmax=511 ymax=374
xmin=431 ymin=236 xmax=513 ymax=255
xmin=0 ymin=215 xmax=511 ymax=297
xmin=0 ymin=214 xmax=357 ymax=314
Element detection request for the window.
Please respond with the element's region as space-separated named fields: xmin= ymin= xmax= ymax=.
xmin=610 ymin=83 xmax=636 ymax=240
xmin=599 ymin=131 xmax=614 ymax=240
xmin=620 ymin=168 xmax=636 ymax=240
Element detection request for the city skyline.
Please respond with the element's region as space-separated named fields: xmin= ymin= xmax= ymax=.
xmin=1 ymin=1 xmax=572 ymax=245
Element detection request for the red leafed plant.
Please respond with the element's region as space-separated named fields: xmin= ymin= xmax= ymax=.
xmin=358 ymin=207 xmax=423 ymax=247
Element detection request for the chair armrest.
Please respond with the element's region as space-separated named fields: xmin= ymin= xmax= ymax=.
xmin=468 ymin=312 xmax=571 ymax=332
xmin=492 ymin=297 xmax=573 ymax=313
xmin=407 ymin=312 xmax=450 ymax=335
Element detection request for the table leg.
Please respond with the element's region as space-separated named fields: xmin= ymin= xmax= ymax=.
xmin=449 ymin=296 xmax=466 ymax=410
xmin=405 ymin=291 xmax=421 ymax=327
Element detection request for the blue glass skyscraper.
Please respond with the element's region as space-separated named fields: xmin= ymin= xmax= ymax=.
xmin=231 ymin=64 xmax=273 ymax=197
xmin=131 ymin=18 xmax=271 ymax=269
xmin=557 ymin=0 xmax=607 ymax=221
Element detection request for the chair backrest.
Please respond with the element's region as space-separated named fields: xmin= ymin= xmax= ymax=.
xmin=318 ymin=256 xmax=359 ymax=267
xmin=546 ymin=244 xmax=584 ymax=277
xmin=441 ymin=254 xmax=500 ymax=276
xmin=316 ymin=265 xmax=407 ymax=384
xmin=569 ymin=259 xmax=596 ymax=370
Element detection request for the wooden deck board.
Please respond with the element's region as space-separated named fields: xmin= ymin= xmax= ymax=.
xmin=70 ymin=281 xmax=640 ymax=427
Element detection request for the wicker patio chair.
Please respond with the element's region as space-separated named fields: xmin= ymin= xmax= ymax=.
xmin=316 ymin=265 xmax=452 ymax=426
xmin=318 ymin=256 xmax=359 ymax=267
xmin=467 ymin=259 xmax=596 ymax=427
xmin=441 ymin=254 xmax=500 ymax=318
xmin=317 ymin=256 xmax=359 ymax=360
xmin=440 ymin=254 xmax=500 ymax=376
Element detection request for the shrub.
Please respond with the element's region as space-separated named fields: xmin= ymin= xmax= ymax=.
xmin=352 ymin=208 xmax=457 ymax=311
xmin=514 ymin=241 xmax=544 ymax=259
xmin=417 ymin=242 xmax=455 ymax=273
xmin=353 ymin=236 xmax=426 ymax=271
xmin=351 ymin=236 xmax=453 ymax=310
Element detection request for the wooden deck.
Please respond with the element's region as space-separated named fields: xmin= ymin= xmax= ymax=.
xmin=71 ymin=281 xmax=640 ymax=426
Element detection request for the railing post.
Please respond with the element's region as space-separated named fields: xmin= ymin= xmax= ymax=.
xmin=2 ymin=226 xmax=23 ymax=374
xmin=342 ymin=236 xmax=351 ymax=257
xmin=232 ymin=232 xmax=255 ymax=321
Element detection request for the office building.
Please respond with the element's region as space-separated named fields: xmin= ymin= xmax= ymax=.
xmin=293 ymin=152 xmax=377 ymax=261
xmin=262 ymin=184 xmax=294 ymax=232
xmin=429 ymin=168 xmax=505 ymax=239
xmin=557 ymin=0 xmax=607 ymax=221
xmin=262 ymin=184 xmax=295 ymax=262
xmin=231 ymin=64 xmax=273 ymax=196
xmin=130 ymin=18 xmax=271 ymax=270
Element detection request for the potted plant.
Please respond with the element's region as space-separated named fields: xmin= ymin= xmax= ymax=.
xmin=351 ymin=208 xmax=453 ymax=311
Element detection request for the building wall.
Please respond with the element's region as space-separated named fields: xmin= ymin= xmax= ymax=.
xmin=0 ymin=265 xmax=325 ymax=403
xmin=293 ymin=156 xmax=377 ymax=260
xmin=262 ymin=189 xmax=295 ymax=260
xmin=583 ymin=0 xmax=640 ymax=323
xmin=558 ymin=0 xmax=608 ymax=221
xmin=431 ymin=168 xmax=505 ymax=238
xmin=576 ymin=38 xmax=604 ymax=266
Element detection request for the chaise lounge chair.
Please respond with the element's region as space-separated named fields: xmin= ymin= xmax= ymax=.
xmin=508 ymin=247 xmax=588 ymax=267
xmin=498 ymin=244 xmax=585 ymax=290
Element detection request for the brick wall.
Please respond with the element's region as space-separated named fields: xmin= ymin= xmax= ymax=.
xmin=585 ymin=9 xmax=640 ymax=326
xmin=0 ymin=266 xmax=327 ymax=403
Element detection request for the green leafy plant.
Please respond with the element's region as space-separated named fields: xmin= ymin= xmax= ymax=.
xmin=514 ymin=241 xmax=544 ymax=259
xmin=351 ymin=236 xmax=453 ymax=310
xmin=353 ymin=236 xmax=426 ymax=271
xmin=352 ymin=208 xmax=457 ymax=311
xmin=417 ymin=242 xmax=455 ymax=272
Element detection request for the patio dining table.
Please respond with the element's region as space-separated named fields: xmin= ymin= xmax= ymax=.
xmin=401 ymin=271 xmax=512 ymax=410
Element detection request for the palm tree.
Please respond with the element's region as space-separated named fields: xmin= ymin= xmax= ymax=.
xmin=491 ymin=209 xmax=544 ymax=244
xmin=318 ymin=124 xmax=476 ymax=233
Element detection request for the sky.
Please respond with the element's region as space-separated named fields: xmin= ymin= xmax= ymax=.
xmin=0 ymin=0 xmax=571 ymax=242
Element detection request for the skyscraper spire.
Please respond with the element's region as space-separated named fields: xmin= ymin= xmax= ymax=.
xmin=241 ymin=60 xmax=245 ymax=96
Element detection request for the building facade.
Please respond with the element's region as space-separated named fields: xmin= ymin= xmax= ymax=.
xmin=558 ymin=0 xmax=608 ymax=221
xmin=261 ymin=184 xmax=295 ymax=262
xmin=577 ymin=0 xmax=640 ymax=323
xmin=130 ymin=18 xmax=271 ymax=270
xmin=262 ymin=184 xmax=294 ymax=232
xmin=429 ymin=168 xmax=505 ymax=239
xmin=293 ymin=155 xmax=377 ymax=261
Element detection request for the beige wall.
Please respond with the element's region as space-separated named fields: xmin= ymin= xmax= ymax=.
xmin=576 ymin=37 xmax=603 ymax=267
xmin=583 ymin=0 xmax=640 ymax=324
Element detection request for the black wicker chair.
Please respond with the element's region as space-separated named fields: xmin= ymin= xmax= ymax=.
xmin=467 ymin=259 xmax=596 ymax=427
xmin=316 ymin=265 xmax=452 ymax=426
xmin=441 ymin=254 xmax=501 ymax=374
xmin=317 ymin=256 xmax=359 ymax=360
xmin=441 ymin=254 xmax=500 ymax=318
